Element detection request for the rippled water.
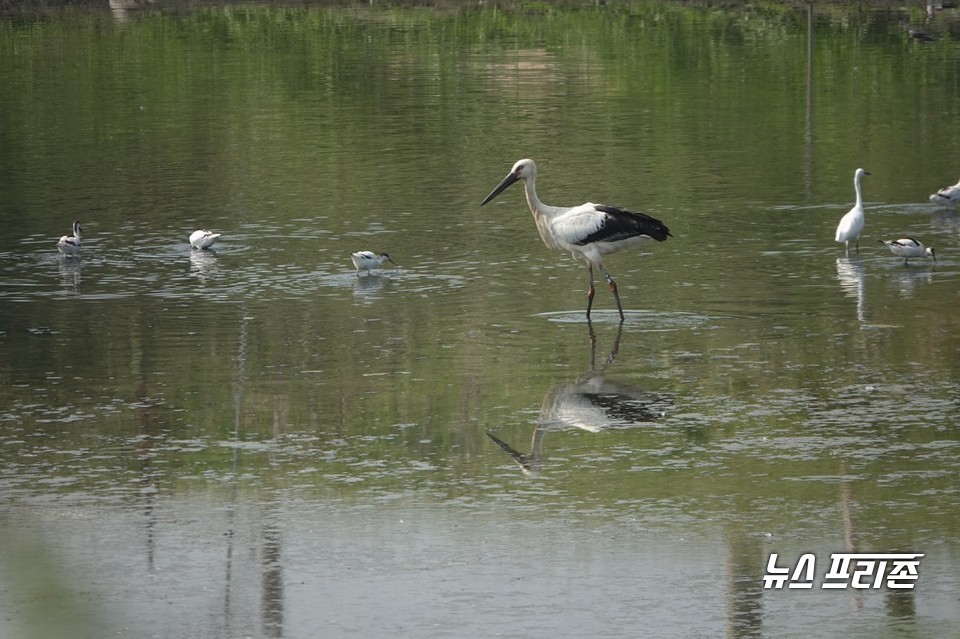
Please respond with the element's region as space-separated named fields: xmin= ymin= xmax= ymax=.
xmin=3 ymin=2 xmax=960 ymax=637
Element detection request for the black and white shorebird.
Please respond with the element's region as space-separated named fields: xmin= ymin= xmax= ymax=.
xmin=929 ymin=177 xmax=960 ymax=206
xmin=879 ymin=238 xmax=936 ymax=265
xmin=835 ymin=168 xmax=870 ymax=254
xmin=479 ymin=158 xmax=671 ymax=321
xmin=351 ymin=251 xmax=396 ymax=276
xmin=57 ymin=220 xmax=82 ymax=256
xmin=189 ymin=229 xmax=221 ymax=250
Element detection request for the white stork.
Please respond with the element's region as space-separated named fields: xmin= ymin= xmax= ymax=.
xmin=479 ymin=158 xmax=671 ymax=321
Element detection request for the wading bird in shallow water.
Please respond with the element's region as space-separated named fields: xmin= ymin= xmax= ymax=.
xmin=351 ymin=251 xmax=396 ymax=276
xmin=57 ymin=220 xmax=82 ymax=256
xmin=189 ymin=229 xmax=221 ymax=250
xmin=835 ymin=168 xmax=870 ymax=254
xmin=479 ymin=158 xmax=671 ymax=322
xmin=878 ymin=238 xmax=936 ymax=266
xmin=929 ymin=177 xmax=960 ymax=206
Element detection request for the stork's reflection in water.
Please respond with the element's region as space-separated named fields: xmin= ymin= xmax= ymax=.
xmin=487 ymin=322 xmax=671 ymax=475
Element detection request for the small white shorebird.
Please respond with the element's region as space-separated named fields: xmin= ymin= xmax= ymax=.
xmin=189 ymin=229 xmax=221 ymax=250
xmin=835 ymin=168 xmax=870 ymax=254
xmin=57 ymin=220 xmax=82 ymax=256
xmin=480 ymin=158 xmax=671 ymax=321
xmin=351 ymin=251 xmax=396 ymax=275
xmin=929 ymin=178 xmax=960 ymax=206
xmin=879 ymin=238 xmax=936 ymax=265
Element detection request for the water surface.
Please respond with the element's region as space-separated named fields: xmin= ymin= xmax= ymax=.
xmin=2 ymin=2 xmax=960 ymax=637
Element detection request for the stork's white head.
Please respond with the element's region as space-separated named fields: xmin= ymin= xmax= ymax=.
xmin=511 ymin=158 xmax=537 ymax=179
xmin=480 ymin=158 xmax=538 ymax=206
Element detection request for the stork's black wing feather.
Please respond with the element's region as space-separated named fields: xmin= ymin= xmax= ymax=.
xmin=575 ymin=205 xmax=672 ymax=246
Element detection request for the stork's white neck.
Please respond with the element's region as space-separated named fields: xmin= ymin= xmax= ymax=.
xmin=522 ymin=175 xmax=544 ymax=215
xmin=521 ymin=175 xmax=564 ymax=250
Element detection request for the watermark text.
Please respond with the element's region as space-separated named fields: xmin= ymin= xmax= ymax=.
xmin=763 ymin=553 xmax=923 ymax=590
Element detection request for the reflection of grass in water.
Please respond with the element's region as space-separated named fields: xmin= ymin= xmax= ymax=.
xmin=0 ymin=523 xmax=107 ymax=637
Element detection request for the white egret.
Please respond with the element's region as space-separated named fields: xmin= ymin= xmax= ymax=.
xmin=835 ymin=168 xmax=870 ymax=253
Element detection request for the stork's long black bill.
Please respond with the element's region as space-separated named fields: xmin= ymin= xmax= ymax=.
xmin=480 ymin=172 xmax=520 ymax=206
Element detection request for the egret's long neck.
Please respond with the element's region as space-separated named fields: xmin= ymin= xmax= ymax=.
xmin=854 ymin=174 xmax=864 ymax=207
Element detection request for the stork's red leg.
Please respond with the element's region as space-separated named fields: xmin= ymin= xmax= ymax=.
xmin=598 ymin=264 xmax=625 ymax=322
